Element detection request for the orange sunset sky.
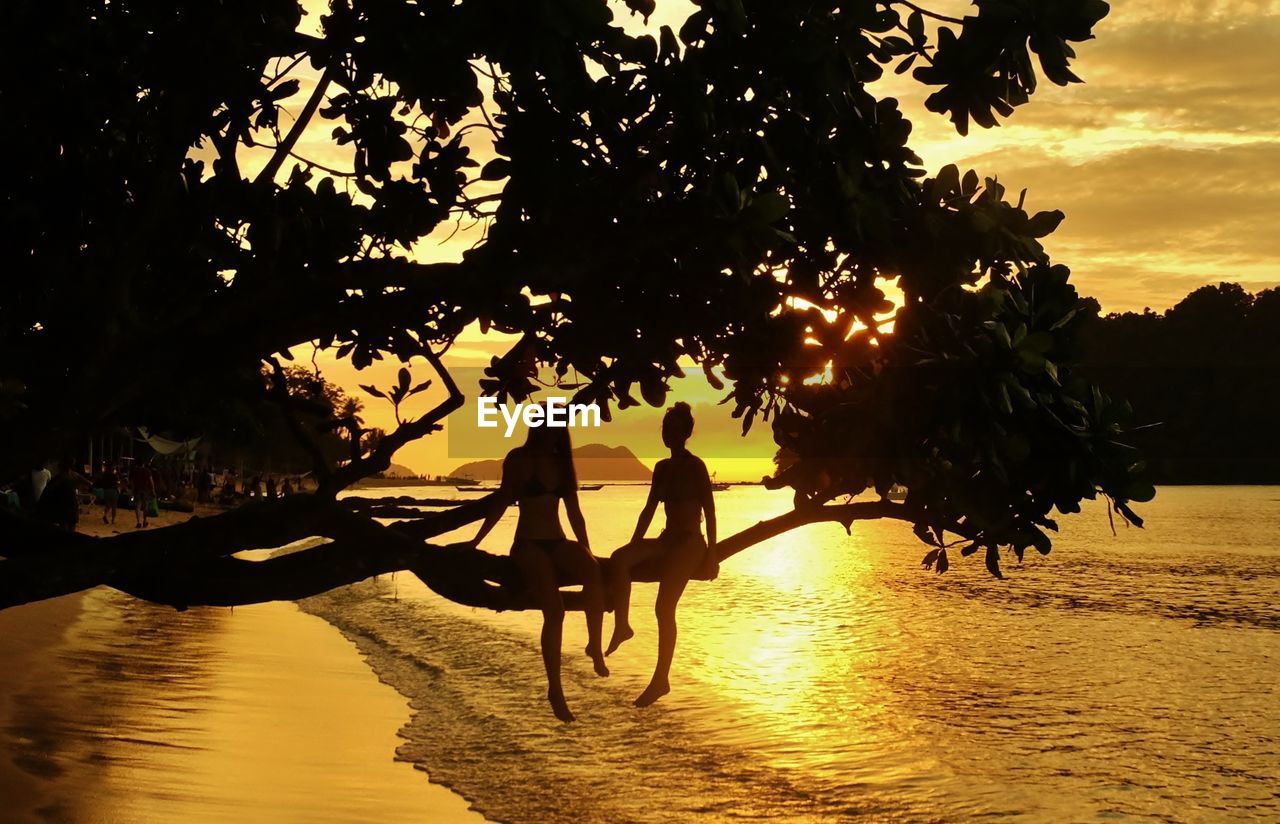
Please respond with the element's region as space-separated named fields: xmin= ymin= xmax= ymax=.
xmin=261 ymin=0 xmax=1279 ymax=479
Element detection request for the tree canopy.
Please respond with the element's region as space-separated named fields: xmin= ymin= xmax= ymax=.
xmin=0 ymin=0 xmax=1147 ymax=610
xmin=1079 ymin=283 xmax=1280 ymax=485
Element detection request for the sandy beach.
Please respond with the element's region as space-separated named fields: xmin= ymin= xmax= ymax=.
xmin=0 ymin=503 xmax=485 ymax=823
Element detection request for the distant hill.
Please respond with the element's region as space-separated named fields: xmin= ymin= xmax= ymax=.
xmin=383 ymin=463 xmax=418 ymax=479
xmin=450 ymin=443 xmax=652 ymax=481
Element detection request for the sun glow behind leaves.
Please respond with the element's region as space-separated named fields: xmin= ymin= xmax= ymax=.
xmin=274 ymin=0 xmax=1279 ymax=477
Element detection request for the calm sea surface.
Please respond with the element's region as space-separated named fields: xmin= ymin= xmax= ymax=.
xmin=299 ymin=485 xmax=1280 ymax=823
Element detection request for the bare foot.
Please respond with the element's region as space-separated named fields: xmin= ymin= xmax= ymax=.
xmin=586 ymin=646 xmax=609 ymax=677
xmin=548 ymin=690 xmax=575 ymax=723
xmin=634 ymin=678 xmax=670 ymax=708
xmin=604 ymin=625 xmax=634 ymax=656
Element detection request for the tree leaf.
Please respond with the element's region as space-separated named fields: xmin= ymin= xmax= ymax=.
xmin=1026 ymin=210 xmax=1065 ymax=238
xmin=480 ymin=158 xmax=511 ymax=181
xmin=985 ymin=546 xmax=1004 ymax=579
xmin=745 ymin=191 xmax=790 ymax=224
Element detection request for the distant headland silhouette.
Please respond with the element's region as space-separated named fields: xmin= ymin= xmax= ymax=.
xmin=451 ymin=444 xmax=653 ymax=482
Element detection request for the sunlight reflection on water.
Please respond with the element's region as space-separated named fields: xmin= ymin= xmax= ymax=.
xmin=306 ymin=485 xmax=1280 ymax=822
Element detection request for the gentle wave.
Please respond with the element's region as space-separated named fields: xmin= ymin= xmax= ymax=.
xmin=308 ymin=485 xmax=1280 ymax=822
xmin=301 ymin=581 xmax=902 ymax=823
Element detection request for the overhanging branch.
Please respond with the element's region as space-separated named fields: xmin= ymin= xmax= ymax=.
xmin=255 ymin=64 xmax=335 ymax=186
xmin=1 ymin=495 xmax=946 ymax=614
xmin=713 ymin=500 xmax=917 ymax=562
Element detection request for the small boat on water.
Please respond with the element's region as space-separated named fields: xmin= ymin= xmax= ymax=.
xmin=578 ymin=484 xmax=603 ymax=491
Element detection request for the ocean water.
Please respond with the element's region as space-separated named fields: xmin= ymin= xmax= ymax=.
xmin=3 ymin=593 xmax=479 ymax=822
xmin=303 ymin=485 xmax=1280 ymax=823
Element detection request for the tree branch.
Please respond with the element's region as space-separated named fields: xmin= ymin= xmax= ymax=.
xmin=255 ymin=64 xmax=335 ymax=186
xmin=713 ymin=500 xmax=912 ymax=562
xmin=892 ymin=0 xmax=965 ymax=25
xmin=0 ymin=496 xmax=347 ymax=609
xmin=319 ymin=347 xmax=464 ymax=497
xmin=392 ymin=492 xmax=497 ymax=539
xmin=0 ymin=496 xmax=955 ymax=614
xmin=343 ymin=495 xmax=470 ymax=510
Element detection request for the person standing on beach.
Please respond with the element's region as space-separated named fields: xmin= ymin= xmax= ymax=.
xmin=97 ymin=462 xmax=120 ymax=525
xmin=30 ymin=463 xmax=51 ymax=504
xmin=220 ymin=470 xmax=237 ymax=502
xmin=196 ymin=465 xmax=212 ymax=503
xmin=606 ymin=402 xmax=718 ymax=707
xmin=266 ymin=475 xmax=277 ymax=499
xmin=468 ymin=419 xmax=608 ymax=722
xmin=38 ymin=460 xmax=84 ymax=531
xmin=131 ymin=460 xmax=156 ymax=528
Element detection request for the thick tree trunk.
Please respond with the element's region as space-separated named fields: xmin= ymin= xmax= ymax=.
xmin=0 ymin=494 xmax=924 ymax=613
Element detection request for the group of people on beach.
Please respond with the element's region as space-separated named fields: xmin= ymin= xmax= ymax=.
xmin=205 ymin=469 xmax=301 ymax=505
xmin=469 ymin=402 xmax=718 ymax=721
xmin=0 ymin=458 xmax=160 ymax=531
xmin=4 ymin=459 xmax=311 ymax=533
xmin=91 ymin=459 xmax=158 ymax=528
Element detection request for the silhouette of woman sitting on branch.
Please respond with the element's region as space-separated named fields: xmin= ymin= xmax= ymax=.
xmin=607 ymin=402 xmax=718 ymax=707
xmin=468 ymin=419 xmax=608 ymax=722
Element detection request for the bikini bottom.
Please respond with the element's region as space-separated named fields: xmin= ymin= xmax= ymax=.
xmin=658 ymin=529 xmax=706 ymax=548
xmin=512 ymin=537 xmax=570 ymax=555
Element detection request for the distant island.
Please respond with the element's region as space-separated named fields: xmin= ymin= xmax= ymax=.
xmin=353 ymin=463 xmax=474 ymax=488
xmin=450 ymin=443 xmax=653 ymax=482
xmin=381 ymin=463 xmax=419 ymax=479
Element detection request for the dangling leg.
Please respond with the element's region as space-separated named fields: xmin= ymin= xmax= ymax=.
xmin=512 ymin=543 xmax=574 ymax=721
xmin=635 ymin=537 xmax=702 ymax=707
xmin=555 ymin=540 xmax=609 ymax=677
xmin=605 ymin=538 xmax=664 ymax=656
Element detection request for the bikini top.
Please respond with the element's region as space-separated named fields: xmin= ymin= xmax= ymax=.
xmin=521 ymin=471 xmax=570 ymax=499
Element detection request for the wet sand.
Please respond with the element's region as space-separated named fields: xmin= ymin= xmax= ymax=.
xmin=0 ymin=503 xmax=485 ymax=823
